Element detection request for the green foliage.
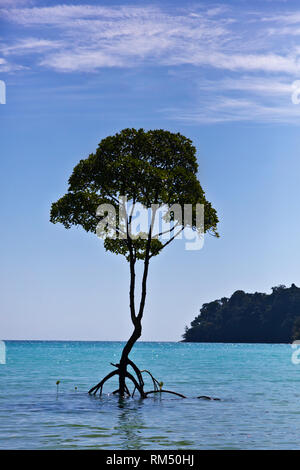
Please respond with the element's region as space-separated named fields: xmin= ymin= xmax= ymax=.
xmin=182 ymin=284 xmax=300 ymax=343
xmin=50 ymin=128 xmax=218 ymax=260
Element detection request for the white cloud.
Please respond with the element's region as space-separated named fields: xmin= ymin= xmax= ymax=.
xmin=1 ymin=3 xmax=300 ymax=75
xmin=199 ymin=77 xmax=293 ymax=95
xmin=0 ymin=56 xmax=25 ymax=71
xmin=261 ymin=11 xmax=300 ymax=25
xmin=0 ymin=5 xmax=162 ymax=24
xmin=1 ymin=38 xmax=63 ymax=55
xmin=166 ymin=51 xmax=300 ymax=74
xmin=164 ymin=97 xmax=300 ymax=125
xmin=0 ymin=4 xmax=234 ymax=71
xmin=2 ymin=3 xmax=300 ymax=124
xmin=0 ymin=0 xmax=32 ymax=5
xmin=40 ymin=50 xmax=127 ymax=72
xmin=160 ymin=73 xmax=300 ymax=124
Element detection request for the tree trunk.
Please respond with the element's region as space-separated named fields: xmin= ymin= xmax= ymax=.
xmin=118 ymin=321 xmax=142 ymax=396
xmin=118 ymin=212 xmax=153 ymax=397
xmin=118 ymin=239 xmax=150 ymax=396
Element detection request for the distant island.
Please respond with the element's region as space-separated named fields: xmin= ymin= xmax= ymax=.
xmin=182 ymin=284 xmax=300 ymax=343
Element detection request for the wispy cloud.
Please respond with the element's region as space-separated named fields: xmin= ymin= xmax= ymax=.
xmin=198 ymin=76 xmax=293 ymax=95
xmin=0 ymin=0 xmax=33 ymax=5
xmin=161 ymin=74 xmax=300 ymax=124
xmin=1 ymin=38 xmax=63 ymax=55
xmin=166 ymin=51 xmax=300 ymax=74
xmin=261 ymin=11 xmax=300 ymax=24
xmin=0 ymin=4 xmax=237 ymax=71
xmin=1 ymin=3 xmax=300 ymax=73
xmin=2 ymin=2 xmax=300 ymax=124
xmin=0 ymin=56 xmax=25 ymax=72
xmin=164 ymin=97 xmax=300 ymax=125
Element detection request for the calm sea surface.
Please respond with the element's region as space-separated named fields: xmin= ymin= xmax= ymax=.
xmin=0 ymin=341 xmax=299 ymax=449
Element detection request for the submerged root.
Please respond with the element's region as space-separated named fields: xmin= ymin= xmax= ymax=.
xmin=197 ymin=395 xmax=221 ymax=401
xmin=88 ymin=360 xmax=219 ymax=400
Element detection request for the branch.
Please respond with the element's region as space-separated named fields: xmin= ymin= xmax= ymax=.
xmin=127 ymin=200 xmax=136 ymax=240
xmin=152 ymin=221 xmax=180 ymax=239
xmin=128 ymin=243 xmax=137 ymax=325
xmin=149 ymin=226 xmax=185 ymax=258
xmin=137 ymin=207 xmax=157 ymax=320
xmin=88 ymin=209 xmax=127 ymax=238
xmin=101 ymin=187 xmax=120 ymax=207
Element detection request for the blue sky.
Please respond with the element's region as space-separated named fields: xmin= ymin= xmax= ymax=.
xmin=1 ymin=0 xmax=300 ymax=341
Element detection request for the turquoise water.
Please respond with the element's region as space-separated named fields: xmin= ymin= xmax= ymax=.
xmin=0 ymin=341 xmax=299 ymax=449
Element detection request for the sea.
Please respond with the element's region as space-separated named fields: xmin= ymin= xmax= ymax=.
xmin=0 ymin=341 xmax=299 ymax=450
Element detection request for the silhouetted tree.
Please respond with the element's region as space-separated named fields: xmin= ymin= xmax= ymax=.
xmin=51 ymin=128 xmax=218 ymax=398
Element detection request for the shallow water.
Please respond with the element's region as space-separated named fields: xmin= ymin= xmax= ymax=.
xmin=0 ymin=341 xmax=299 ymax=449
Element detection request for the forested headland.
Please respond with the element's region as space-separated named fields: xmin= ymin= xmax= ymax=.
xmin=183 ymin=284 xmax=300 ymax=343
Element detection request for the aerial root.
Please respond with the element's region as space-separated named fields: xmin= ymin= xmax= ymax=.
xmin=145 ymin=389 xmax=186 ymax=398
xmin=140 ymin=369 xmax=160 ymax=391
xmin=88 ymin=369 xmax=118 ymax=396
xmin=88 ymin=358 xmax=185 ymax=399
xmin=88 ymin=361 xmax=220 ymax=401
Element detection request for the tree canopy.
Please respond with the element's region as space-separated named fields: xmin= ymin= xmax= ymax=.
xmin=50 ymin=128 xmax=219 ymax=260
xmin=182 ymin=284 xmax=300 ymax=343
